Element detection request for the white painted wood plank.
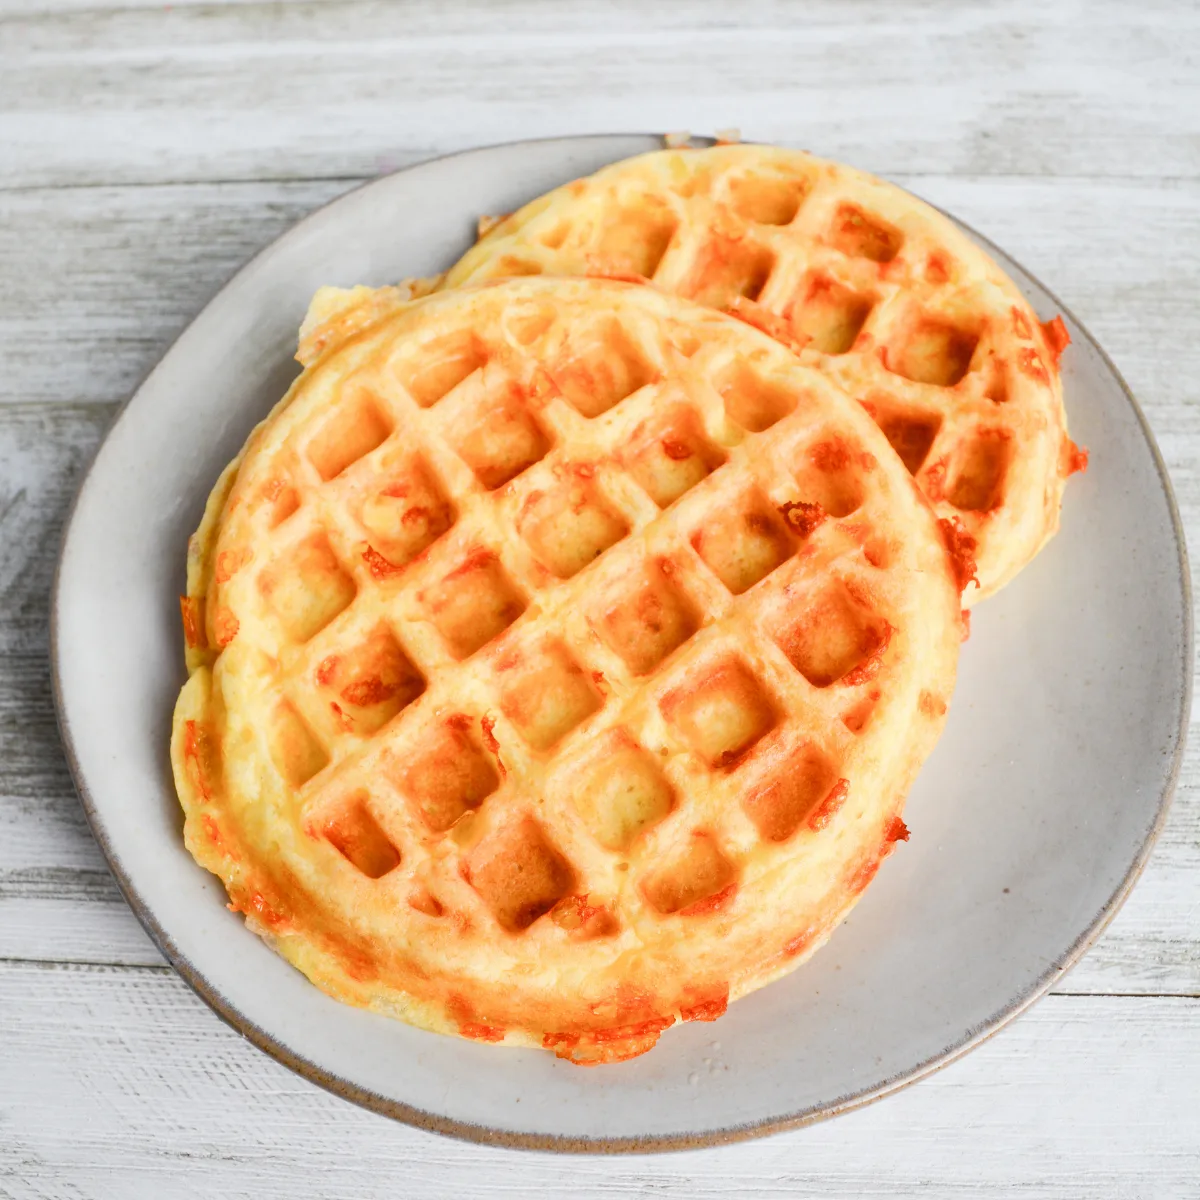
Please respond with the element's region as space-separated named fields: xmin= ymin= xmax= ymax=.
xmin=0 ymin=181 xmax=348 ymax=406
xmin=0 ymin=402 xmax=164 ymax=967
xmin=2 ymin=0 xmax=1199 ymax=188
xmin=1 ymin=962 xmax=1197 ymax=1197
xmin=2 ymin=176 xmax=1197 ymax=410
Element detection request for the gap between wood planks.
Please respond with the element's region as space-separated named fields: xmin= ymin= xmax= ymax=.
xmin=6 ymin=170 xmax=1200 ymax=197
xmin=5 ymin=955 xmax=1200 ymax=999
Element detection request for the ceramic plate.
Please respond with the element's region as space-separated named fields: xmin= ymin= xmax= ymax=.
xmin=52 ymin=135 xmax=1191 ymax=1152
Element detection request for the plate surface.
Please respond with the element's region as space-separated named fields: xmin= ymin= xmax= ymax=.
xmin=53 ymin=135 xmax=1191 ymax=1152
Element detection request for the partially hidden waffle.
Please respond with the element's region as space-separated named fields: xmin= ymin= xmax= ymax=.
xmin=440 ymin=144 xmax=1088 ymax=603
xmin=172 ymin=277 xmax=964 ymax=1064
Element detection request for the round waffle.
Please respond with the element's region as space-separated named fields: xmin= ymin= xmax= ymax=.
xmin=172 ymin=277 xmax=963 ymax=1064
xmin=440 ymin=144 xmax=1087 ymax=603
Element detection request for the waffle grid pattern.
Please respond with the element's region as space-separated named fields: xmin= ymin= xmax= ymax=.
xmin=219 ymin=291 xmax=911 ymax=931
xmin=178 ymin=279 xmax=960 ymax=1056
xmin=442 ymin=145 xmax=1076 ymax=601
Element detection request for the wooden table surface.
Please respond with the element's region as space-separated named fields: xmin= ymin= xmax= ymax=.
xmin=2 ymin=1 xmax=1198 ymax=1194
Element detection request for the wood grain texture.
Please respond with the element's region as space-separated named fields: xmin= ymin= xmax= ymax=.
xmin=0 ymin=182 xmax=348 ymax=405
xmin=2 ymin=1 xmax=1199 ymax=188
xmin=2 ymin=0 xmax=1199 ymax=1191
xmin=2 ymin=962 xmax=1199 ymax=1196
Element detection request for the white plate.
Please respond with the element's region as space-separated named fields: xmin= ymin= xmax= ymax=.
xmin=52 ymin=135 xmax=1191 ymax=1152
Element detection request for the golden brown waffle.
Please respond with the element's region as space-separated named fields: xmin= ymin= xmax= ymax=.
xmin=172 ymin=277 xmax=962 ymax=1064
xmin=440 ymin=144 xmax=1087 ymax=603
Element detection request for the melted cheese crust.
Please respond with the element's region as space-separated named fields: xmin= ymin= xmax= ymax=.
xmin=173 ymin=278 xmax=961 ymax=1063
xmin=442 ymin=145 xmax=1084 ymax=603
